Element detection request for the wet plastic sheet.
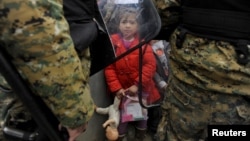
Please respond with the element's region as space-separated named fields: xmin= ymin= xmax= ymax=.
xmin=91 ymin=0 xmax=161 ymax=75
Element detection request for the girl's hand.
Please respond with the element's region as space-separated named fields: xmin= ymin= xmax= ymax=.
xmin=126 ymin=85 xmax=138 ymax=95
xmin=116 ymin=89 xmax=125 ymax=99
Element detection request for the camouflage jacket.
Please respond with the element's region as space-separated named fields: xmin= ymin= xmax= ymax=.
xmin=152 ymin=0 xmax=250 ymax=97
xmin=0 ymin=0 xmax=94 ymax=128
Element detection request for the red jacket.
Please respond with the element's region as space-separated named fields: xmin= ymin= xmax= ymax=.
xmin=104 ymin=34 xmax=161 ymax=104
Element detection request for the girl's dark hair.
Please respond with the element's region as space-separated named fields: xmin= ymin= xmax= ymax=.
xmin=116 ymin=7 xmax=139 ymax=23
xmin=106 ymin=5 xmax=143 ymax=34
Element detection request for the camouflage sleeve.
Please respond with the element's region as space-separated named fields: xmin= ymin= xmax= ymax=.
xmin=152 ymin=0 xmax=181 ymax=28
xmin=0 ymin=0 xmax=94 ymax=128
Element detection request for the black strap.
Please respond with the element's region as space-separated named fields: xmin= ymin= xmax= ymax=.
xmin=182 ymin=7 xmax=250 ymax=40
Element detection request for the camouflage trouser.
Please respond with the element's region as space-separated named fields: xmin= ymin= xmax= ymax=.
xmin=0 ymin=0 xmax=94 ymax=134
xmin=157 ymin=77 xmax=250 ymax=141
xmin=157 ymin=31 xmax=250 ymax=141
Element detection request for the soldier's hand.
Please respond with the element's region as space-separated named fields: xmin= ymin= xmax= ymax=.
xmin=65 ymin=123 xmax=87 ymax=141
xmin=67 ymin=124 xmax=87 ymax=141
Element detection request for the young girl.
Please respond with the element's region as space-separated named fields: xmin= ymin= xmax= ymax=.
xmin=104 ymin=7 xmax=161 ymax=141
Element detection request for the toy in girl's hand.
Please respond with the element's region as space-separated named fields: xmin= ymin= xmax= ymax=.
xmin=95 ymin=96 xmax=121 ymax=141
xmin=121 ymin=91 xmax=148 ymax=123
xmin=105 ymin=126 xmax=119 ymax=141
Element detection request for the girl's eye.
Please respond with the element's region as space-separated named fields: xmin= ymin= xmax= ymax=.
xmin=120 ymin=19 xmax=137 ymax=25
xmin=121 ymin=20 xmax=127 ymax=24
xmin=129 ymin=21 xmax=136 ymax=24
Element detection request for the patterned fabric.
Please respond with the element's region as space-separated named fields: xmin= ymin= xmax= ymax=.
xmin=152 ymin=0 xmax=250 ymax=141
xmin=0 ymin=0 xmax=94 ymax=132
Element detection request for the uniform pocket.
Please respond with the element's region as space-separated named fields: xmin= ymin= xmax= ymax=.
xmin=236 ymin=104 xmax=250 ymax=122
xmin=171 ymin=84 xmax=191 ymax=106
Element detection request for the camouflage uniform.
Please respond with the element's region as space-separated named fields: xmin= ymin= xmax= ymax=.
xmin=0 ymin=0 xmax=94 ymax=139
xmin=153 ymin=0 xmax=250 ymax=141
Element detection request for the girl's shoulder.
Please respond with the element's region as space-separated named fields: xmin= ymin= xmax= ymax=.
xmin=111 ymin=33 xmax=121 ymax=39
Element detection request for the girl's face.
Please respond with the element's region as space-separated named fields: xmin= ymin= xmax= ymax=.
xmin=119 ymin=13 xmax=138 ymax=40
